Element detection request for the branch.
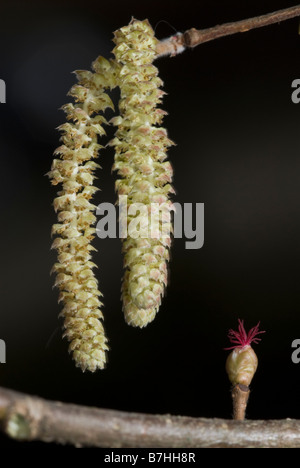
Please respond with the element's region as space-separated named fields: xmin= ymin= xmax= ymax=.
xmin=0 ymin=386 xmax=300 ymax=448
xmin=231 ymin=384 xmax=250 ymax=421
xmin=156 ymin=4 xmax=300 ymax=57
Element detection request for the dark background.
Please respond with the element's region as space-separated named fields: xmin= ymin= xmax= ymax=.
xmin=0 ymin=0 xmax=300 ymax=447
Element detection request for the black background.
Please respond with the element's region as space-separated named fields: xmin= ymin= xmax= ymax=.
xmin=0 ymin=0 xmax=300 ymax=447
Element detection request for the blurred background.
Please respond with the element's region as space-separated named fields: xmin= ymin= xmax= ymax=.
xmin=0 ymin=0 xmax=300 ymax=446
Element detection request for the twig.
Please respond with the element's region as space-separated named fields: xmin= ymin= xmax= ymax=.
xmin=0 ymin=386 xmax=300 ymax=448
xmin=231 ymin=384 xmax=250 ymax=421
xmin=156 ymin=4 xmax=300 ymax=57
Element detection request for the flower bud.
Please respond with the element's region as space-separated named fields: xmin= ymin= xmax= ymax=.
xmin=225 ymin=319 xmax=265 ymax=387
xmin=226 ymin=345 xmax=258 ymax=387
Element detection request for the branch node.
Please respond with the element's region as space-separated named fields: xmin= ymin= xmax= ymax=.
xmin=156 ymin=5 xmax=300 ymax=58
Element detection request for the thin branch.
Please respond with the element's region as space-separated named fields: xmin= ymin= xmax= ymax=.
xmin=0 ymin=386 xmax=300 ymax=448
xmin=231 ymin=384 xmax=250 ymax=421
xmin=156 ymin=4 xmax=300 ymax=57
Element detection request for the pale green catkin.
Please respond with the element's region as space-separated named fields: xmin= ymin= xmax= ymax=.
xmin=111 ymin=19 xmax=175 ymax=327
xmin=48 ymin=56 xmax=117 ymax=372
xmin=49 ymin=19 xmax=175 ymax=370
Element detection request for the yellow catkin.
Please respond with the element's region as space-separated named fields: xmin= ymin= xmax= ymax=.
xmin=48 ymin=56 xmax=117 ymax=371
xmin=111 ymin=19 xmax=175 ymax=327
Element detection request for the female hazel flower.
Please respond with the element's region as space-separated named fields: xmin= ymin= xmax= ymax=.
xmin=225 ymin=319 xmax=265 ymax=387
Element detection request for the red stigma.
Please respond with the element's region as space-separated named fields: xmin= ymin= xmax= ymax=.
xmin=225 ymin=319 xmax=265 ymax=350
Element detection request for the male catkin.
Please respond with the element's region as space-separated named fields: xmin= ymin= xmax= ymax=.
xmin=111 ymin=19 xmax=175 ymax=327
xmin=48 ymin=56 xmax=117 ymax=371
xmin=49 ymin=19 xmax=175 ymax=370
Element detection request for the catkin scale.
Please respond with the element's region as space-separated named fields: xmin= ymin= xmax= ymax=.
xmin=48 ymin=56 xmax=118 ymax=372
xmin=111 ymin=19 xmax=175 ymax=327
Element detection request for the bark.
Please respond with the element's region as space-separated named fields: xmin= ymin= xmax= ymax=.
xmin=0 ymin=386 xmax=299 ymax=448
xmin=231 ymin=384 xmax=250 ymax=421
xmin=156 ymin=5 xmax=300 ymax=57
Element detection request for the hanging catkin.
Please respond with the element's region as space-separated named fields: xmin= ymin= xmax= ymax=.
xmin=111 ymin=19 xmax=175 ymax=327
xmin=48 ymin=56 xmax=117 ymax=371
